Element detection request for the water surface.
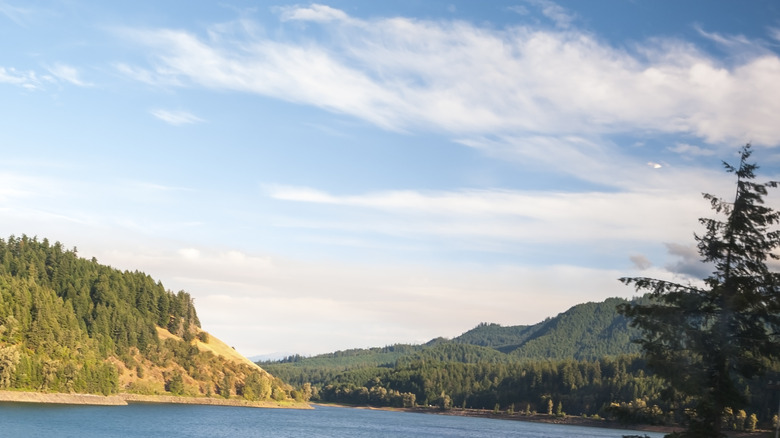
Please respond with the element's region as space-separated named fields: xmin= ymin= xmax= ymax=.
xmin=0 ymin=402 xmax=665 ymax=438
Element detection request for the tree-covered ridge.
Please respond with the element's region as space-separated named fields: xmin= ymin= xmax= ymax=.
xmin=451 ymin=322 xmax=539 ymax=352
xmin=453 ymin=298 xmax=643 ymax=360
xmin=0 ymin=235 xmax=297 ymax=402
xmin=262 ymin=297 xmax=645 ymax=388
xmin=0 ymin=235 xmax=198 ymax=353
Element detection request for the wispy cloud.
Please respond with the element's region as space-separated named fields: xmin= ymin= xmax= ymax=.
xmin=0 ymin=66 xmax=46 ymax=90
xmin=770 ymin=27 xmax=780 ymax=43
xmin=46 ymin=63 xmax=91 ymax=87
xmin=0 ymin=1 xmax=34 ymax=26
xmin=265 ymin=183 xmax=712 ymax=246
xmin=2 ymin=63 xmax=91 ymax=89
xmin=116 ymin=5 xmax=780 ymax=149
xmin=524 ymin=0 xmax=576 ymax=28
xmin=695 ymin=24 xmax=755 ymax=49
xmin=277 ymin=4 xmax=352 ymax=23
xmin=115 ymin=62 xmax=167 ymax=85
xmin=507 ymin=5 xmax=530 ymax=16
xmin=668 ymin=142 xmax=716 ymax=157
xmin=150 ymin=109 xmax=204 ymax=126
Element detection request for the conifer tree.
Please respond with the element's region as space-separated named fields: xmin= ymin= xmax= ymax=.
xmin=619 ymin=144 xmax=780 ymax=437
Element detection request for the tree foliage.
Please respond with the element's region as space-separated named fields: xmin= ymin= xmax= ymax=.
xmin=619 ymin=144 xmax=780 ymax=437
xmin=0 ymin=235 xmax=292 ymax=402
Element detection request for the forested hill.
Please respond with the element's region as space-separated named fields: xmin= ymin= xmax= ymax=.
xmin=258 ymin=297 xmax=668 ymax=416
xmin=260 ymin=297 xmax=778 ymax=423
xmin=260 ymin=297 xmax=645 ymax=389
xmin=453 ymin=298 xmax=643 ymax=359
xmin=264 ymin=297 xmax=643 ymax=375
xmin=0 ymin=235 xmax=298 ymax=402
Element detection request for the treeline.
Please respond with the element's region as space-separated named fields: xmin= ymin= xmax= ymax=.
xmin=0 ymin=235 xmax=294 ymax=402
xmin=0 ymin=235 xmax=198 ymax=352
xmin=311 ymin=356 xmax=665 ymax=414
xmin=299 ymin=355 xmax=779 ymax=426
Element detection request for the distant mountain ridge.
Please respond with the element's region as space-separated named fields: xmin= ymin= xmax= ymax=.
xmin=261 ymin=297 xmax=645 ymax=388
xmin=259 ymin=296 xmax=661 ymax=415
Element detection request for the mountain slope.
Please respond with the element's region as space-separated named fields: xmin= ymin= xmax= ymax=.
xmin=0 ymin=235 xmax=296 ymax=402
xmin=453 ymin=298 xmax=642 ymax=360
xmin=258 ymin=296 xmax=674 ymax=415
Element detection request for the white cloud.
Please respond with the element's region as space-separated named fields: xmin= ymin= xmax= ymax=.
xmin=0 ymin=1 xmax=34 ymax=26
xmin=2 ymin=63 xmax=92 ymax=89
xmin=117 ymin=7 xmax=780 ymax=148
xmin=266 ymin=184 xmax=711 ymax=246
xmin=178 ymin=248 xmax=200 ymax=260
xmin=695 ymin=24 xmax=755 ymax=51
xmin=668 ymin=142 xmax=716 ymax=157
xmin=115 ymin=62 xmax=165 ymax=85
xmin=47 ymin=63 xmax=91 ymax=87
xmin=770 ymin=27 xmax=780 ymax=43
xmin=525 ymin=0 xmax=576 ymax=28
xmin=278 ymin=4 xmax=352 ymax=23
xmin=150 ymin=109 xmax=204 ymax=126
xmin=507 ymin=5 xmax=530 ymax=16
xmin=0 ymin=66 xmax=44 ymax=89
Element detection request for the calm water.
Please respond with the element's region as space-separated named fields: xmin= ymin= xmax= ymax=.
xmin=0 ymin=403 xmax=665 ymax=438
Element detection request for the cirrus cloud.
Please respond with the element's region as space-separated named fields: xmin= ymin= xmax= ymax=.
xmin=150 ymin=109 xmax=204 ymax=125
xmin=117 ymin=4 xmax=780 ymax=147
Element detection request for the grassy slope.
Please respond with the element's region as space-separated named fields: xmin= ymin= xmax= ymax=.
xmin=156 ymin=327 xmax=263 ymax=371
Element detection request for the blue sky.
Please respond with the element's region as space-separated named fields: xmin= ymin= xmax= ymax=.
xmin=2 ymin=0 xmax=780 ymax=358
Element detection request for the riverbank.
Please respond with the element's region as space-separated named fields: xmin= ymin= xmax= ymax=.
xmin=0 ymin=390 xmax=311 ymax=409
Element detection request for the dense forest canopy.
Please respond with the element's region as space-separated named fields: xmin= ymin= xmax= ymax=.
xmin=0 ymin=234 xmax=296 ymax=402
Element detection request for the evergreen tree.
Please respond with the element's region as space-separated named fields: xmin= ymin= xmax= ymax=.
xmin=619 ymin=145 xmax=780 ymax=437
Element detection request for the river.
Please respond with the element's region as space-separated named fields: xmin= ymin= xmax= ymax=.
xmin=0 ymin=402 xmax=666 ymax=437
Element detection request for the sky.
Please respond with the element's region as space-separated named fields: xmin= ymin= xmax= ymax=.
xmin=2 ymin=0 xmax=780 ymax=359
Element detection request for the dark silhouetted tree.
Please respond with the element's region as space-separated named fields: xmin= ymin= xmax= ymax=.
xmin=619 ymin=144 xmax=780 ymax=437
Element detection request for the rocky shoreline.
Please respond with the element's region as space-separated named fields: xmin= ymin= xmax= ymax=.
xmin=0 ymin=390 xmax=311 ymax=409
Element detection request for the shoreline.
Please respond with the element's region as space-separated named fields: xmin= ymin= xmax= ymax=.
xmin=313 ymin=403 xmax=773 ymax=437
xmin=312 ymin=402 xmax=675 ymax=433
xmin=0 ymin=390 xmax=311 ymax=409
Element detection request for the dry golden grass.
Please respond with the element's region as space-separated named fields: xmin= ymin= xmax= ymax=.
xmin=155 ymin=327 xmax=263 ymax=371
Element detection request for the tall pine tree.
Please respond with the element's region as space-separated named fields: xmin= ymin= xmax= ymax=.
xmin=619 ymin=144 xmax=780 ymax=437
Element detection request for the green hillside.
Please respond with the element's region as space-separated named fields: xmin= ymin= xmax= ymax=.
xmin=451 ymin=322 xmax=539 ymax=352
xmin=264 ymin=297 xmax=643 ymax=387
xmin=453 ymin=298 xmax=643 ymax=360
xmin=0 ymin=235 xmax=297 ymax=402
xmin=259 ymin=297 xmax=666 ymax=416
